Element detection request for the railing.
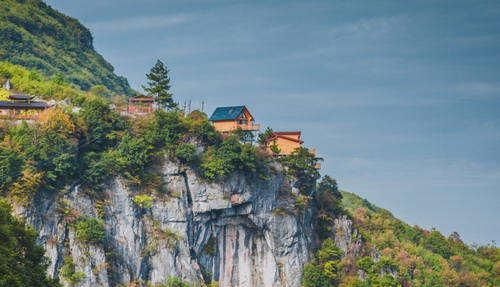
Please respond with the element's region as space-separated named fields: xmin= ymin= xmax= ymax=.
xmin=238 ymin=123 xmax=260 ymax=131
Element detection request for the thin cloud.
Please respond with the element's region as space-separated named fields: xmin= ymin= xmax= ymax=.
xmin=89 ymin=14 xmax=191 ymax=32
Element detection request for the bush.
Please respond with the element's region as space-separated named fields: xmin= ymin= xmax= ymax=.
xmin=132 ymin=194 xmax=154 ymax=209
xmin=200 ymin=135 xmax=267 ymax=181
xmin=60 ymin=256 xmax=85 ymax=286
xmin=279 ymin=147 xmax=321 ymax=194
xmin=302 ymin=263 xmax=331 ymax=287
xmin=161 ymin=276 xmax=190 ymax=287
xmin=175 ymin=143 xmax=197 ymax=164
xmin=73 ymin=216 xmax=105 ymax=244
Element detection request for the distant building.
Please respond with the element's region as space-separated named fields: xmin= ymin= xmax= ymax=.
xmin=263 ymin=131 xmax=304 ymax=155
xmin=0 ymin=93 xmax=50 ymax=120
xmin=209 ymin=106 xmax=260 ymax=136
xmin=127 ymin=96 xmax=155 ymax=115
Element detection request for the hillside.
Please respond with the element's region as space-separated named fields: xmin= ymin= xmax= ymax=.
xmin=0 ymin=0 xmax=133 ymax=95
xmin=331 ymin=191 xmax=500 ymax=286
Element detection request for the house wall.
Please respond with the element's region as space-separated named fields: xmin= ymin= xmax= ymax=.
xmin=268 ymin=137 xmax=301 ymax=155
xmin=212 ymin=120 xmax=239 ymax=133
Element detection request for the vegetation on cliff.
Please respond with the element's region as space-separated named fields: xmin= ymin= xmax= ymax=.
xmin=0 ymin=0 xmax=132 ymax=94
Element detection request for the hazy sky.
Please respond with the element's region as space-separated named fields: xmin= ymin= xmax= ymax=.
xmin=45 ymin=0 xmax=500 ymax=245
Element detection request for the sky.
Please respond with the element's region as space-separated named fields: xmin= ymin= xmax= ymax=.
xmin=45 ymin=0 xmax=500 ymax=245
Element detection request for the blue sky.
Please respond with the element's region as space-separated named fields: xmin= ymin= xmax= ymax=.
xmin=45 ymin=0 xmax=500 ymax=245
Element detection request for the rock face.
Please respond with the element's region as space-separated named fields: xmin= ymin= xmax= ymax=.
xmin=14 ymin=160 xmax=315 ymax=287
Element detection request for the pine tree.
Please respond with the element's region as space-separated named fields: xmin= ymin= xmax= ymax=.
xmin=143 ymin=59 xmax=176 ymax=109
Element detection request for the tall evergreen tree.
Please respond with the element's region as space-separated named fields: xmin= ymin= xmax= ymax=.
xmin=143 ymin=59 xmax=176 ymax=109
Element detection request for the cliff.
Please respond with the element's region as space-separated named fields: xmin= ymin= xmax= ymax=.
xmin=14 ymin=160 xmax=316 ymax=287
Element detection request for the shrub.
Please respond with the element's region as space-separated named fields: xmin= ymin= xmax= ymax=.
xmin=73 ymin=216 xmax=105 ymax=244
xmin=132 ymin=194 xmax=154 ymax=209
xmin=161 ymin=276 xmax=190 ymax=287
xmin=302 ymin=263 xmax=331 ymax=287
xmin=60 ymin=256 xmax=85 ymax=286
xmin=175 ymin=143 xmax=197 ymax=164
xmin=279 ymin=147 xmax=321 ymax=194
xmin=200 ymin=135 xmax=267 ymax=181
xmin=0 ymin=145 xmax=22 ymax=193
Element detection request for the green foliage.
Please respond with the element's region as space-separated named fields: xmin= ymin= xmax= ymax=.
xmin=79 ymin=95 xmax=126 ymax=152
xmin=0 ymin=1 xmax=133 ymax=94
xmin=0 ymin=144 xmax=22 ymax=192
xmin=143 ymin=59 xmax=176 ymax=109
xmin=301 ymin=239 xmax=343 ymax=287
xmin=200 ymin=135 xmax=268 ymax=181
xmin=0 ymin=61 xmax=83 ymax=100
xmin=60 ymin=256 xmax=85 ymax=286
xmin=315 ymin=175 xmax=343 ymax=240
xmin=339 ymin=191 xmax=499 ymax=287
xmin=0 ymin=200 xmax=59 ymax=287
xmin=257 ymin=126 xmax=274 ymax=145
xmin=302 ymin=263 xmax=331 ymax=287
xmin=158 ymin=276 xmax=190 ymax=287
xmin=175 ymin=143 xmax=197 ymax=164
xmin=423 ymin=229 xmax=453 ymax=259
xmin=132 ymin=194 xmax=154 ymax=209
xmin=73 ymin=216 xmax=105 ymax=244
xmin=279 ymin=147 xmax=321 ymax=194
xmin=183 ymin=110 xmax=221 ymax=146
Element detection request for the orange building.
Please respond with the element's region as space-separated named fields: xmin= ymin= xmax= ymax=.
xmin=264 ymin=131 xmax=304 ymax=155
xmin=127 ymin=96 xmax=155 ymax=115
xmin=209 ymin=106 xmax=260 ymax=135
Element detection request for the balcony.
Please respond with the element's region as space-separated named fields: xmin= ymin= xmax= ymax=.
xmin=237 ymin=122 xmax=260 ymax=131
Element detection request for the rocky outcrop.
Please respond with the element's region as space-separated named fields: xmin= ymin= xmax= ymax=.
xmin=14 ymin=160 xmax=315 ymax=287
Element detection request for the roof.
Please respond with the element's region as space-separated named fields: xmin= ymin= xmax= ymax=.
xmin=274 ymin=131 xmax=301 ymax=137
xmin=0 ymin=101 xmax=50 ymax=110
xmin=129 ymin=96 xmax=155 ymax=102
xmin=265 ymin=131 xmax=303 ymax=144
xmin=9 ymin=94 xmax=34 ymax=101
xmin=209 ymin=105 xmax=249 ymax=121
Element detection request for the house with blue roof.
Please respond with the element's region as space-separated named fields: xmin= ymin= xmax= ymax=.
xmin=209 ymin=105 xmax=260 ymax=136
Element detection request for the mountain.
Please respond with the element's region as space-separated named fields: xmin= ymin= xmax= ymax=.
xmin=0 ymin=0 xmax=133 ymax=95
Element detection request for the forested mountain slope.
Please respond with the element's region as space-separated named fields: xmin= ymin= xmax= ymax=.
xmin=0 ymin=0 xmax=133 ymax=95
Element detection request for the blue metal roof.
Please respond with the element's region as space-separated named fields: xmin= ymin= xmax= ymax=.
xmin=209 ymin=106 xmax=246 ymax=121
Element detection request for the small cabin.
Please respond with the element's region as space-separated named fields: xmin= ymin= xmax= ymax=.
xmin=264 ymin=131 xmax=304 ymax=155
xmin=209 ymin=105 xmax=260 ymax=135
xmin=0 ymin=93 xmax=50 ymax=120
xmin=127 ymin=96 xmax=155 ymax=115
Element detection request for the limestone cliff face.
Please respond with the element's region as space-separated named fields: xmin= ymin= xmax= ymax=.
xmin=14 ymin=160 xmax=317 ymax=287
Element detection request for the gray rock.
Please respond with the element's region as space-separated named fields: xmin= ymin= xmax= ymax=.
xmin=15 ymin=160 xmax=315 ymax=287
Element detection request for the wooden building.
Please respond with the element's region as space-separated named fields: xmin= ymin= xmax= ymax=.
xmin=209 ymin=106 xmax=260 ymax=135
xmin=0 ymin=93 xmax=50 ymax=120
xmin=127 ymin=96 xmax=155 ymax=115
xmin=264 ymin=131 xmax=304 ymax=155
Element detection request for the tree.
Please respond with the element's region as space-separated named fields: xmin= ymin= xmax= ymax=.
xmin=0 ymin=200 xmax=60 ymax=287
xmin=143 ymin=59 xmax=176 ymax=109
xmin=257 ymin=127 xmax=274 ymax=145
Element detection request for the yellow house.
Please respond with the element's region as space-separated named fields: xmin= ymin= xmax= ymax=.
xmin=264 ymin=131 xmax=304 ymax=155
xmin=209 ymin=105 xmax=260 ymax=135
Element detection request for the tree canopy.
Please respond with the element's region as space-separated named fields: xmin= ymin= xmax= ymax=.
xmin=143 ymin=59 xmax=176 ymax=110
